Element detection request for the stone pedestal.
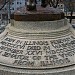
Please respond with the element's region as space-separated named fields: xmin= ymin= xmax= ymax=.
xmin=0 ymin=6 xmax=75 ymax=75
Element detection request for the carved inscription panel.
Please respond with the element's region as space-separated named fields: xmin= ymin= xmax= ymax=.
xmin=0 ymin=35 xmax=75 ymax=69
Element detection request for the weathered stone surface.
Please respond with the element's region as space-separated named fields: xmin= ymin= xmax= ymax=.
xmin=0 ymin=35 xmax=75 ymax=69
xmin=0 ymin=4 xmax=75 ymax=74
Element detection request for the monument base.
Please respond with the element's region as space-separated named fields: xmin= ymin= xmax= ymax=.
xmin=0 ymin=64 xmax=75 ymax=75
xmin=0 ymin=20 xmax=75 ymax=75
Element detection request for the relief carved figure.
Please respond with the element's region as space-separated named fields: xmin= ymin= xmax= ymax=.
xmin=26 ymin=0 xmax=59 ymax=11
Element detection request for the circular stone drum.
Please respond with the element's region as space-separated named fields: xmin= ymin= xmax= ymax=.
xmin=0 ymin=6 xmax=75 ymax=75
